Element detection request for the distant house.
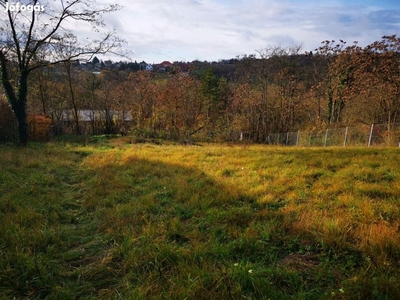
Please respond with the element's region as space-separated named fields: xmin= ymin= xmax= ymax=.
xmin=157 ymin=61 xmax=172 ymax=72
xmin=61 ymin=110 xmax=132 ymax=122
xmin=60 ymin=110 xmax=133 ymax=135
xmin=104 ymin=60 xmax=113 ymax=68
xmin=175 ymin=62 xmax=191 ymax=72
xmin=145 ymin=64 xmax=154 ymax=71
xmin=139 ymin=61 xmax=148 ymax=71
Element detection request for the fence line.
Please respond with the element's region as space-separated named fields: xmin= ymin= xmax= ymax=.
xmin=260 ymin=123 xmax=400 ymax=147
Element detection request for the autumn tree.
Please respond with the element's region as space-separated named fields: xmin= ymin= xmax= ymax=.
xmin=126 ymin=71 xmax=156 ymax=133
xmin=28 ymin=66 xmax=54 ymax=116
xmin=201 ymin=67 xmax=219 ymax=120
xmin=58 ymin=59 xmax=86 ymax=134
xmin=306 ymin=53 xmax=329 ymax=127
xmin=200 ymin=67 xmax=231 ymax=137
xmin=93 ymin=71 xmax=121 ymax=134
xmin=233 ymin=45 xmax=305 ymax=141
xmin=155 ymin=69 xmax=203 ymax=140
xmin=333 ymin=35 xmax=400 ymax=145
xmin=358 ymin=35 xmax=400 ymax=127
xmin=0 ymin=0 xmax=122 ymax=145
xmin=111 ymin=71 xmax=133 ymax=135
xmin=81 ymin=72 xmax=102 ymax=134
xmin=213 ymin=76 xmax=233 ymax=139
xmin=229 ymin=82 xmax=260 ymax=140
xmin=234 ymin=53 xmax=270 ymax=141
xmin=267 ymin=45 xmax=304 ymax=133
xmin=314 ymin=39 xmax=349 ymax=125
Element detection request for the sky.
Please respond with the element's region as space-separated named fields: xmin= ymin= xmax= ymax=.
xmin=2 ymin=0 xmax=399 ymax=63
xmin=93 ymin=0 xmax=399 ymax=63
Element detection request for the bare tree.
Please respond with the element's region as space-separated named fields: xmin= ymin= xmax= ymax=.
xmin=0 ymin=0 xmax=124 ymax=145
xmin=314 ymin=40 xmax=348 ymax=125
xmin=234 ymin=45 xmax=303 ymax=141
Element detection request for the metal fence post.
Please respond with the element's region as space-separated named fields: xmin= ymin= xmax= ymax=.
xmin=368 ymin=124 xmax=374 ymax=147
xmin=296 ymin=130 xmax=299 ymax=146
xmin=344 ymin=126 xmax=348 ymax=147
xmin=324 ymin=129 xmax=328 ymax=147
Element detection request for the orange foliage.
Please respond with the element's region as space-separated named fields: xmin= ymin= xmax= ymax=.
xmin=28 ymin=114 xmax=52 ymax=142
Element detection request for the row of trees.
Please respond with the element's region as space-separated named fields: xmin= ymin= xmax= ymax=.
xmin=0 ymin=1 xmax=399 ymax=144
xmin=19 ymin=35 xmax=399 ymax=143
xmin=226 ymin=36 xmax=400 ymax=142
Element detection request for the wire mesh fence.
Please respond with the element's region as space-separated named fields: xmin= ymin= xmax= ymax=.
xmin=261 ymin=123 xmax=400 ymax=147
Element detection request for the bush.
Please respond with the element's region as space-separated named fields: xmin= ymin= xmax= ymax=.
xmin=28 ymin=114 xmax=52 ymax=142
xmin=0 ymin=99 xmax=18 ymax=144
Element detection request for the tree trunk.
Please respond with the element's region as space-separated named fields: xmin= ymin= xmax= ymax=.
xmin=14 ymin=73 xmax=29 ymax=146
xmin=39 ymin=75 xmax=48 ymax=115
xmin=0 ymin=52 xmax=29 ymax=145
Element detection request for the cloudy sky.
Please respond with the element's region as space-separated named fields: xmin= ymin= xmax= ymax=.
xmin=98 ymin=0 xmax=399 ymax=63
xmin=4 ymin=0 xmax=398 ymax=63
xmin=95 ymin=0 xmax=399 ymax=63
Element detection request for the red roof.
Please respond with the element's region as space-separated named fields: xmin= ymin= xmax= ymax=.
xmin=160 ymin=61 xmax=172 ymax=67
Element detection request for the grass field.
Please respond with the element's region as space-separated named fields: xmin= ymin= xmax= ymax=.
xmin=0 ymin=137 xmax=399 ymax=299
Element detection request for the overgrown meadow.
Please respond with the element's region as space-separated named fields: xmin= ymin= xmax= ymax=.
xmin=0 ymin=137 xmax=399 ymax=299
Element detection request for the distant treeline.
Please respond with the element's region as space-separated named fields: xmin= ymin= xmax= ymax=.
xmin=1 ymin=35 xmax=399 ymax=142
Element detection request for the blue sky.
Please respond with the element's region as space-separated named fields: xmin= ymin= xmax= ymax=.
xmin=60 ymin=0 xmax=400 ymax=62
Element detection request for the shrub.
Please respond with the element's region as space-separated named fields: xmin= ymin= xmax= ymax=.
xmin=0 ymin=99 xmax=18 ymax=143
xmin=28 ymin=114 xmax=52 ymax=142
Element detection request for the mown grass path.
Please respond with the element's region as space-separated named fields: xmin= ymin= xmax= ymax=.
xmin=0 ymin=140 xmax=399 ymax=299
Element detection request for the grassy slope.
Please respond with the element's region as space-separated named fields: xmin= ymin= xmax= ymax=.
xmin=0 ymin=139 xmax=399 ymax=299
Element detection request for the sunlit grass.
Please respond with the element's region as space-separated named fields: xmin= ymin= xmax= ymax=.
xmin=0 ymin=140 xmax=399 ymax=299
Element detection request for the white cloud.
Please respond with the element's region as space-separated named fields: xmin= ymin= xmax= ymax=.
xmin=61 ymin=0 xmax=400 ymax=62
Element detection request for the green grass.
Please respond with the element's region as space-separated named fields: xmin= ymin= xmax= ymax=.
xmin=0 ymin=139 xmax=399 ymax=299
